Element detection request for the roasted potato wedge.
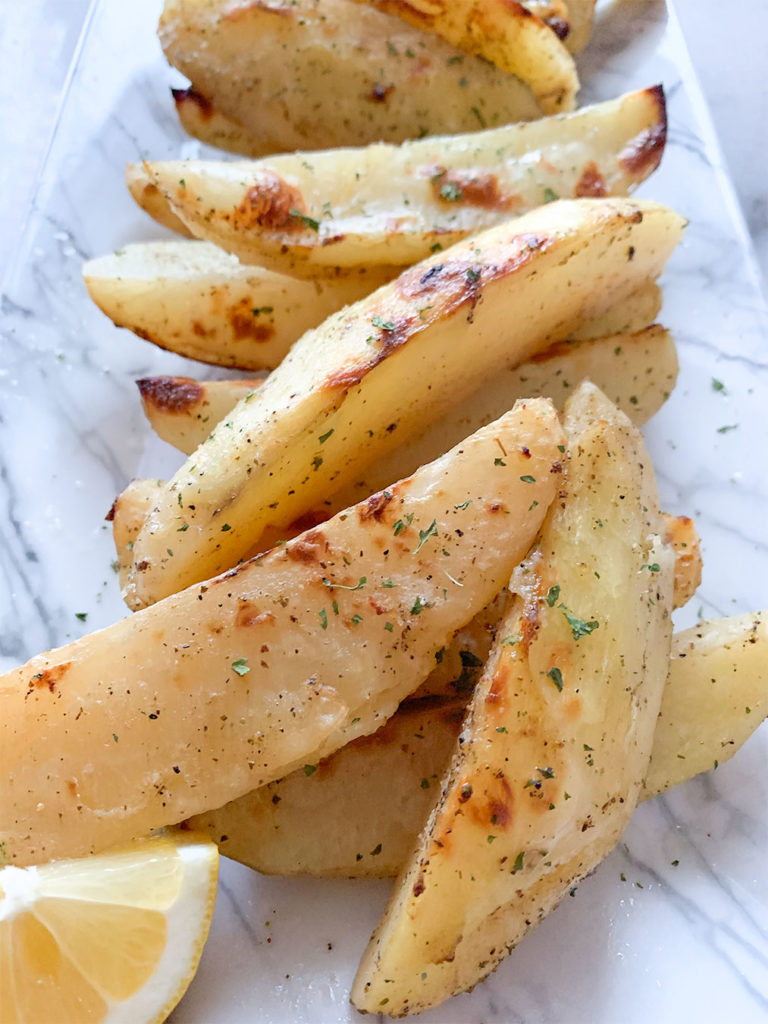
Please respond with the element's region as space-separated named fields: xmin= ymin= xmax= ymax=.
xmin=159 ymin=0 xmax=541 ymax=156
xmin=125 ymin=162 xmax=192 ymax=236
xmin=663 ymin=514 xmax=702 ymax=609
xmin=353 ymin=0 xmax=578 ymax=114
xmin=143 ymin=87 xmax=667 ymax=275
xmin=0 ymin=401 xmax=565 ymax=866
xmin=83 ymin=241 xmax=393 ymax=370
xmin=351 ymin=384 xmax=675 ymax=1015
xmin=645 ymin=611 xmax=768 ymax=795
xmin=125 ymin=199 xmax=685 ymax=609
xmin=137 ymin=325 xmax=677 ymax=457
xmin=189 ymin=612 xmax=766 ymax=878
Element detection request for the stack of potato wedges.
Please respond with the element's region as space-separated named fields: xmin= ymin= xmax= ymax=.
xmin=2 ymin=0 xmax=766 ymax=1019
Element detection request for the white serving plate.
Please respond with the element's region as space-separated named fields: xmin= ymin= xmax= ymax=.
xmin=1 ymin=1 xmax=766 ymax=1021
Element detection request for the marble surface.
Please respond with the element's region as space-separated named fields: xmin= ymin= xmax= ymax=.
xmin=1 ymin=2 xmax=767 ymax=1023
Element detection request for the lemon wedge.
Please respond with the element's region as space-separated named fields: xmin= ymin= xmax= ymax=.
xmin=0 ymin=831 xmax=218 ymax=1024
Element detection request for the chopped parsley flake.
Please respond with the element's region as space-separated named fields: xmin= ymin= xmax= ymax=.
xmin=547 ymin=666 xmax=564 ymax=691
xmin=414 ymin=519 xmax=439 ymax=553
xmin=319 ymin=608 xmax=328 ymax=630
xmin=560 ymin=605 xmax=599 ymax=639
xmin=75 ymin=612 xmax=88 ymax=622
xmin=440 ymin=182 xmax=463 ymax=202
xmin=494 ymin=457 xmax=507 ymax=467
xmin=545 ymin=584 xmax=560 ymax=607
xmin=372 ymin=314 xmax=396 ymax=331
xmin=231 ymin=658 xmax=250 ymax=676
xmin=318 ymin=428 xmax=334 ymax=443
xmin=289 ymin=209 xmax=320 ymax=231
xmin=323 ymin=575 xmax=366 ymax=591
xmin=543 ymin=187 xmax=560 ymax=203
xmin=393 ymin=513 xmax=414 ymax=536
xmin=520 ymin=474 xmax=536 ymax=484
xmin=512 ymin=851 xmax=525 ymax=873
xmin=411 ymin=596 xmax=427 ymax=615
xmin=303 ymin=764 xmax=318 ymax=776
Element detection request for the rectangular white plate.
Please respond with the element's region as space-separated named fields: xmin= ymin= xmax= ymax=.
xmin=1 ymin=1 xmax=767 ymax=1021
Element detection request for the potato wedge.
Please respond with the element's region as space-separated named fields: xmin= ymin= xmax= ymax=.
xmin=83 ymin=241 xmax=393 ymax=370
xmin=569 ymin=278 xmax=661 ymax=340
xmin=159 ymin=0 xmax=541 ymax=157
xmin=139 ymin=325 xmax=677 ymax=458
xmin=0 ymin=402 xmax=565 ymax=866
xmin=663 ymin=514 xmax=702 ymax=609
xmin=354 ymin=0 xmax=578 ymax=114
xmin=106 ymin=477 xmax=166 ymax=600
xmin=171 ymin=87 xmax=269 ymax=158
xmin=645 ymin=611 xmax=768 ymax=795
xmin=189 ymin=612 xmax=767 ymax=878
xmin=351 ymin=383 xmax=674 ymax=1015
xmin=125 ymin=162 xmax=192 ymax=236
xmin=125 ymin=199 xmax=685 ymax=609
xmin=144 ymin=87 xmax=667 ymax=275
xmin=563 ymin=0 xmax=596 ymax=52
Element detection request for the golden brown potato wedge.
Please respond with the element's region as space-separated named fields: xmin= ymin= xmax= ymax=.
xmin=159 ymin=0 xmax=541 ymax=157
xmin=351 ymin=384 xmax=675 ymax=1015
xmin=354 ymin=0 xmax=578 ymax=114
xmin=138 ymin=325 xmax=677 ymax=458
xmin=125 ymin=199 xmax=685 ymax=609
xmin=189 ymin=612 xmax=767 ymax=878
xmin=143 ymin=87 xmax=667 ymax=275
xmin=663 ymin=514 xmax=702 ymax=609
xmin=645 ymin=611 xmax=768 ymax=795
xmin=0 ymin=401 xmax=565 ymax=866
xmin=125 ymin=163 xmax=192 ymax=236
xmin=83 ymin=241 xmax=393 ymax=370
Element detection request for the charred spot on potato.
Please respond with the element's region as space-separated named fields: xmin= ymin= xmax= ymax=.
xmin=229 ymin=300 xmax=276 ymax=342
xmin=574 ymin=162 xmax=607 ymax=198
xmin=105 ymin=499 xmax=117 ymax=522
xmin=172 ymin=86 xmax=213 ymax=120
xmin=137 ymin=376 xmax=204 ymax=414
xmin=368 ymin=82 xmax=395 ymax=103
xmin=424 ymin=165 xmax=523 ymax=211
xmin=235 ymin=171 xmax=306 ymax=232
xmin=27 ymin=661 xmax=72 ymax=695
xmin=236 ymin=601 xmax=276 ymax=629
xmin=358 ymin=489 xmax=394 ymax=523
xmin=619 ymin=121 xmax=667 ymax=176
xmin=285 ymin=528 xmax=328 ymax=563
xmin=545 ymin=16 xmax=570 ymax=39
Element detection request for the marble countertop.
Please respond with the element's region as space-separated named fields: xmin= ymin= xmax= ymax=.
xmin=1 ymin=0 xmax=765 ymax=292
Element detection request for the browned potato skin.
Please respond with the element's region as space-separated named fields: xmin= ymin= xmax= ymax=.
xmin=190 ymin=612 xmax=767 ymax=879
xmin=172 ymin=87 xmax=270 ymax=158
xmin=354 ymin=0 xmax=578 ymax=114
xmin=159 ymin=0 xmax=541 ymax=156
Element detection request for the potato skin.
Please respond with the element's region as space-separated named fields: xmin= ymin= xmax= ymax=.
xmin=159 ymin=0 xmax=541 ymax=155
